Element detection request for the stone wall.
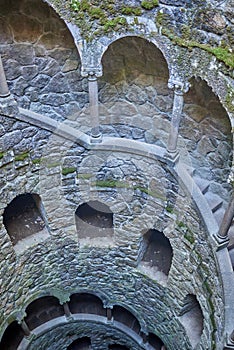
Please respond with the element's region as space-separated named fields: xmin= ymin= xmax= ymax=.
xmin=0 ymin=1 xmax=233 ymax=349
xmin=0 ymin=0 xmax=88 ymax=121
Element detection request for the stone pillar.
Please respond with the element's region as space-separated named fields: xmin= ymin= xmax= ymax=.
xmin=63 ymin=302 xmax=72 ymax=318
xmin=20 ymin=320 xmax=31 ymax=337
xmin=88 ymin=72 xmax=102 ymax=143
xmin=106 ymin=307 xmax=112 ymax=321
xmin=167 ymin=80 xmax=190 ymax=157
xmin=218 ymin=191 xmax=234 ymax=238
xmin=0 ymin=55 xmax=10 ymax=98
xmin=214 ymin=171 xmax=234 ymax=249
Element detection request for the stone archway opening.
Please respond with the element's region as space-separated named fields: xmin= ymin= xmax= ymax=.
xmin=3 ymin=193 xmax=48 ymax=246
xmin=179 ymin=294 xmax=204 ymax=347
xmin=24 ymin=296 xmax=64 ymax=331
xmin=67 ymin=337 xmax=91 ymax=350
xmin=0 ymin=321 xmax=24 ymax=350
xmin=99 ymin=36 xmax=171 ymax=146
xmin=112 ymin=305 xmax=141 ymax=334
xmin=68 ymin=293 xmax=106 ymax=316
xmin=138 ymin=229 xmax=173 ymax=284
xmin=0 ymin=0 xmax=86 ymax=122
xmin=75 ymin=200 xmax=114 ymax=240
xmin=148 ymin=332 xmax=165 ymax=350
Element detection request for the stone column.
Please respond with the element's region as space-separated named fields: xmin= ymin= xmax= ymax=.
xmin=20 ymin=320 xmax=31 ymax=337
xmin=167 ymin=80 xmax=190 ymax=157
xmin=218 ymin=191 xmax=234 ymax=239
xmin=0 ymin=55 xmax=10 ymax=97
xmin=88 ymin=72 xmax=102 ymax=143
xmin=214 ymin=170 xmax=234 ymax=249
xmin=63 ymin=302 xmax=72 ymax=318
xmin=106 ymin=307 xmax=113 ymax=321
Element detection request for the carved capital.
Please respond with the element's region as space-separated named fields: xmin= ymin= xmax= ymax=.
xmin=168 ymin=79 xmax=190 ymax=94
xmin=81 ymin=65 xmax=103 ymax=78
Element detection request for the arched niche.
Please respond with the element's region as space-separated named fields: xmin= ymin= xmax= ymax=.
xmin=99 ymin=36 xmax=171 ymax=146
xmin=75 ymin=200 xmax=114 ymax=240
xmin=138 ymin=229 xmax=173 ymax=284
xmin=0 ymin=0 xmax=87 ymax=121
xmin=148 ymin=332 xmax=165 ymax=350
xmin=182 ymin=77 xmax=232 ymax=191
xmin=68 ymin=293 xmax=106 ymax=316
xmin=24 ymin=296 xmax=64 ymax=331
xmin=67 ymin=337 xmax=91 ymax=350
xmin=0 ymin=321 xmax=24 ymax=350
xmin=3 ymin=193 xmax=48 ymax=246
xmin=112 ymin=305 xmax=141 ymax=334
xmin=179 ymin=294 xmax=204 ymax=347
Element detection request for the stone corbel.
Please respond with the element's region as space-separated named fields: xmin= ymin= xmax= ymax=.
xmin=81 ymin=64 xmax=103 ymax=79
xmin=168 ymin=79 xmax=190 ymax=95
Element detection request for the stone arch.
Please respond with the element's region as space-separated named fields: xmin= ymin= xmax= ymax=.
xmin=0 ymin=0 xmax=87 ymax=121
xmin=3 ymin=193 xmax=48 ymax=247
xmin=75 ymin=200 xmax=114 ymax=240
xmin=179 ymin=294 xmax=204 ymax=348
xmin=68 ymin=292 xmax=106 ymax=316
xmin=99 ymin=35 xmax=172 ymax=147
xmin=182 ymin=76 xmax=232 ymax=193
xmin=24 ymin=295 xmax=64 ymax=331
xmin=67 ymin=336 xmax=91 ymax=350
xmin=138 ymin=229 xmax=173 ymax=284
xmin=112 ymin=305 xmax=141 ymax=334
xmin=148 ymin=332 xmax=164 ymax=350
xmin=0 ymin=320 xmax=24 ymax=350
xmin=99 ymin=34 xmax=171 ymax=72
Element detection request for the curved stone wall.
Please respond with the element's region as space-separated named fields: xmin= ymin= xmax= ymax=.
xmin=0 ymin=0 xmax=87 ymax=121
xmin=0 ymin=1 xmax=233 ymax=350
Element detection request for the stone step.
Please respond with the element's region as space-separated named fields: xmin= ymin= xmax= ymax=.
xmin=184 ymin=165 xmax=195 ymax=176
xmin=204 ymin=192 xmax=223 ymax=213
xmin=213 ymin=207 xmax=226 ymax=225
xmin=193 ymin=176 xmax=210 ymax=195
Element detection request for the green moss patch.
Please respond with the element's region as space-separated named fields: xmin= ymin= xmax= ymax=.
xmin=161 ymin=27 xmax=234 ymax=69
xmin=141 ymin=0 xmax=159 ymax=10
xmin=14 ymin=152 xmax=29 ymax=161
xmin=62 ymin=167 xmax=77 ymax=175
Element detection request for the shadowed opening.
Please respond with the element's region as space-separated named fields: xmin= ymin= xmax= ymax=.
xmin=179 ymin=294 xmax=204 ymax=347
xmin=67 ymin=337 xmax=91 ymax=350
xmin=3 ymin=193 xmax=47 ymax=245
xmin=140 ymin=229 xmax=173 ymax=276
xmin=69 ymin=293 xmax=106 ymax=316
xmin=148 ymin=332 xmax=164 ymax=349
xmin=24 ymin=296 xmax=64 ymax=330
xmin=0 ymin=321 xmax=24 ymax=350
xmin=112 ymin=305 xmax=141 ymax=334
xmin=75 ymin=200 xmax=114 ymax=239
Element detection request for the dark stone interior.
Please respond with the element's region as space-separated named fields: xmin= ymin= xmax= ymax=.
xmin=75 ymin=201 xmax=114 ymax=239
xmin=3 ymin=193 xmax=45 ymax=244
xmin=141 ymin=229 xmax=173 ymax=275
xmin=24 ymin=296 xmax=64 ymax=331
